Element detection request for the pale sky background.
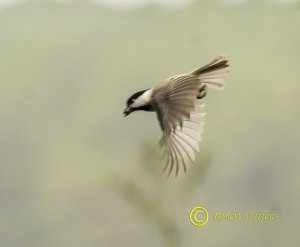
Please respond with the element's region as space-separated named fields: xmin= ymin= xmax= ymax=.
xmin=0 ymin=0 xmax=299 ymax=246
xmin=0 ymin=0 xmax=298 ymax=9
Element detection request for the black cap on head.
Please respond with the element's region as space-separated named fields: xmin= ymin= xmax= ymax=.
xmin=126 ymin=89 xmax=148 ymax=107
xmin=124 ymin=89 xmax=151 ymax=117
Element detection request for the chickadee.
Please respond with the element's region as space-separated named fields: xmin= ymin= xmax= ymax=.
xmin=124 ymin=55 xmax=229 ymax=176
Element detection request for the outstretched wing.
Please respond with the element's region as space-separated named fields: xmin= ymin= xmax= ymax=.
xmin=152 ymin=55 xmax=229 ymax=176
xmin=152 ymin=74 xmax=203 ymax=176
xmin=159 ymin=99 xmax=205 ymax=176
xmin=153 ymin=74 xmax=200 ymax=135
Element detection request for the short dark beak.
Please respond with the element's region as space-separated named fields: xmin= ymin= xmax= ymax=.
xmin=123 ymin=107 xmax=132 ymax=117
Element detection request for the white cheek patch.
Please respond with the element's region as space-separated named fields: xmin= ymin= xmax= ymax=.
xmin=132 ymin=89 xmax=152 ymax=108
xmin=131 ymin=99 xmax=141 ymax=108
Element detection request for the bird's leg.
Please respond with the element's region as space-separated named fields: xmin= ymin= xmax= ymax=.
xmin=197 ymin=85 xmax=207 ymax=99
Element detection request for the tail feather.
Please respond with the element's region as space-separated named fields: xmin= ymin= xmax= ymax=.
xmin=191 ymin=55 xmax=229 ymax=90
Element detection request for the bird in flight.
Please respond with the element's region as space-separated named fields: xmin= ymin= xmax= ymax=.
xmin=124 ymin=55 xmax=229 ymax=176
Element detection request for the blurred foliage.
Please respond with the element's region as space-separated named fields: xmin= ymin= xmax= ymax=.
xmin=110 ymin=143 xmax=211 ymax=247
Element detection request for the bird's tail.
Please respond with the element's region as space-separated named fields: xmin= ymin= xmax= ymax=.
xmin=191 ymin=55 xmax=229 ymax=90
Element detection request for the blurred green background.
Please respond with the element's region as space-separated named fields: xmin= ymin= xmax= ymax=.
xmin=0 ymin=0 xmax=299 ymax=246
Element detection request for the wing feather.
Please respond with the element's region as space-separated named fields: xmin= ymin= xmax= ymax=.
xmin=158 ymin=99 xmax=206 ymax=176
xmin=152 ymin=55 xmax=228 ymax=175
